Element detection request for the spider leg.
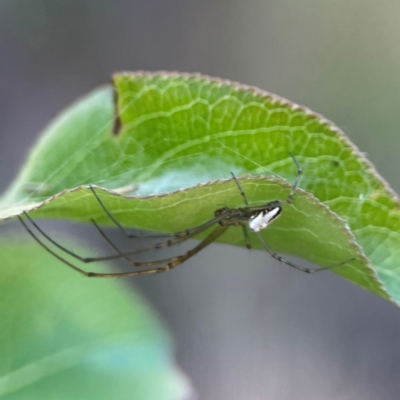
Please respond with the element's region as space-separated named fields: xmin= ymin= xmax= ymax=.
xmin=255 ymin=232 xmax=354 ymax=273
xmin=20 ymin=211 xmax=197 ymax=265
xmin=230 ymin=172 xmax=250 ymax=206
xmin=230 ymin=154 xmax=302 ymax=209
xmin=19 ymin=214 xmax=168 ymax=276
xmin=89 ymin=186 xmax=170 ymax=239
xmin=102 ymin=224 xmax=228 ymax=277
xmin=20 ymin=207 xmax=233 ymax=264
xmin=88 ymin=224 xmax=228 ymax=277
xmin=21 ymin=211 xmax=94 ymax=263
xmin=90 ymin=186 xmax=230 ymax=240
xmin=20 ymin=214 xmax=228 ymax=278
xmin=286 ymin=153 xmax=303 ymax=204
xmin=89 ymin=218 xmax=214 ymax=264
xmin=231 ymin=172 xmax=254 ymax=249
xmin=162 ymin=225 xmax=229 ymax=270
xmin=241 ymin=225 xmax=252 ymax=250
xmin=18 ymin=215 xmax=91 ymax=277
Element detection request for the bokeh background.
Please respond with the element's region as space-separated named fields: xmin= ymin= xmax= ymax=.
xmin=1 ymin=1 xmax=400 ymax=399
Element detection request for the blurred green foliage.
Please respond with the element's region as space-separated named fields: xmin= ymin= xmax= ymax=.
xmin=0 ymin=241 xmax=190 ymax=399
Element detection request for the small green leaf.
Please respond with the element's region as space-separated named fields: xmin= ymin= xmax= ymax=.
xmin=0 ymin=241 xmax=191 ymax=400
xmin=1 ymin=72 xmax=399 ymax=305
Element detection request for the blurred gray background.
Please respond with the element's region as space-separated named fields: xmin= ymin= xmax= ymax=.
xmin=1 ymin=1 xmax=400 ymax=399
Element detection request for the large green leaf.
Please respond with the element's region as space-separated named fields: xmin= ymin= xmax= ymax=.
xmin=0 ymin=241 xmax=191 ymax=400
xmin=0 ymin=72 xmax=399 ymax=304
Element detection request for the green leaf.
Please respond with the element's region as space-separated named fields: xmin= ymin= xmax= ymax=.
xmin=0 ymin=71 xmax=399 ymax=305
xmin=0 ymin=241 xmax=191 ymax=400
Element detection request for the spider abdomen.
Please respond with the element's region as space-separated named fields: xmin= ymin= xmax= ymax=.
xmin=248 ymin=206 xmax=282 ymax=232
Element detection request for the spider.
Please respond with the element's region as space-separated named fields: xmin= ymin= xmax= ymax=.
xmin=18 ymin=154 xmax=354 ymax=278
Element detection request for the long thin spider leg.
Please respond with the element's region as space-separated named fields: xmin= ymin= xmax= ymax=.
xmin=20 ymin=213 xmax=228 ymax=278
xmin=286 ymin=153 xmax=303 ymax=204
xmin=90 ymin=218 xmax=211 ymax=264
xmin=90 ymin=219 xmax=143 ymax=264
xmin=164 ymin=225 xmax=229 ymax=270
xmin=91 ymin=223 xmax=229 ymax=274
xmin=241 ymin=225 xmax=251 ymax=250
xmin=90 ymin=186 xmax=230 ymax=240
xmin=21 ymin=208 xmax=233 ymax=264
xmin=21 ymin=211 xmax=91 ymax=262
xmin=18 ymin=216 xmax=91 ymax=276
xmin=255 ymin=232 xmax=354 ymax=273
xmin=18 ymin=214 xmax=181 ymax=277
xmin=231 ymin=172 xmax=250 ymax=206
xmin=87 ymin=208 xmax=234 ymax=263
xmin=90 ymin=224 xmax=229 ymax=278
xmin=20 ymin=211 xmax=192 ymax=266
xmin=89 ymin=186 xmax=170 ymax=239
